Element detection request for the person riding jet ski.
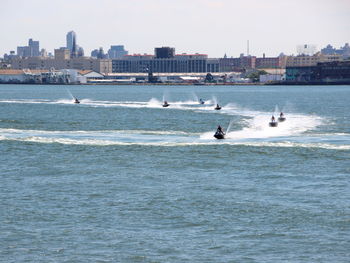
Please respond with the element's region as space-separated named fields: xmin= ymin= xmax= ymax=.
xmin=199 ymin=98 xmax=205 ymax=104
xmin=162 ymin=101 xmax=170 ymax=107
xmin=214 ymin=104 xmax=221 ymax=110
xmin=74 ymin=98 xmax=80 ymax=104
xmin=269 ymin=115 xmax=278 ymax=127
xmin=214 ymin=125 xmax=225 ymax=139
xmin=278 ymin=112 xmax=286 ymax=122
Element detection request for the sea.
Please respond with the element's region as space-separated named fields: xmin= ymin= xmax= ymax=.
xmin=0 ymin=84 xmax=349 ymax=262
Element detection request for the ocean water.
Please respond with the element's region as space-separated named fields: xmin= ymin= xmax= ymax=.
xmin=0 ymin=84 xmax=349 ymax=262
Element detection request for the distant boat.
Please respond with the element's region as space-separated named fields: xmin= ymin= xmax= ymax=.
xmin=74 ymin=98 xmax=80 ymax=104
xmin=162 ymin=101 xmax=170 ymax=107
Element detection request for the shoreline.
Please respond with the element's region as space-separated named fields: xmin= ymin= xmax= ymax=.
xmin=0 ymin=82 xmax=349 ymax=86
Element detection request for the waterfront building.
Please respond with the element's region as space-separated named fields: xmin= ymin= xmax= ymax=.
xmin=112 ymin=53 xmax=219 ymax=73
xmin=255 ymin=54 xmax=287 ymax=69
xmin=79 ymin=70 xmax=104 ymax=80
xmin=286 ymin=53 xmax=343 ymax=67
xmin=111 ymin=47 xmax=219 ymax=73
xmin=10 ymin=57 xmax=112 ymax=73
xmin=259 ymin=74 xmax=284 ymax=83
xmin=206 ymin=58 xmax=220 ymax=72
xmin=219 ymin=55 xmax=256 ymax=72
xmin=285 ymin=60 xmax=350 ymax=84
xmin=285 ymin=66 xmax=315 ymax=82
xmin=107 ymin=45 xmax=128 ymax=59
xmin=314 ymin=61 xmax=350 ymax=82
xmin=0 ymin=69 xmax=29 ymax=83
xmin=0 ymin=68 xmax=88 ymax=84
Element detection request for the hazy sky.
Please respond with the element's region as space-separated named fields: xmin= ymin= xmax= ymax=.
xmin=1 ymin=0 xmax=349 ymax=57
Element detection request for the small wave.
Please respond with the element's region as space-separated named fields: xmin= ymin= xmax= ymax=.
xmin=0 ymin=99 xmax=51 ymax=104
xmin=1 ymin=136 xmax=349 ymax=150
xmin=0 ymin=128 xmax=195 ymax=136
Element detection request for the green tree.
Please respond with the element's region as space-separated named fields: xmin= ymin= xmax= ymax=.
xmin=247 ymin=70 xmax=268 ymax=82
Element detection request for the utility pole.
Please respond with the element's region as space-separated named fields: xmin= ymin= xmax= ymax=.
xmin=247 ymin=40 xmax=250 ymax=56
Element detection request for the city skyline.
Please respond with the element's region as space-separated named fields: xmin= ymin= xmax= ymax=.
xmin=1 ymin=0 xmax=349 ymax=57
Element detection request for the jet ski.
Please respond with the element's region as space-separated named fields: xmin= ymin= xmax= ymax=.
xmin=214 ymin=126 xmax=225 ymax=139
xmin=269 ymin=115 xmax=278 ymax=127
xmin=214 ymin=104 xmax=221 ymax=110
xmin=199 ymin=99 xmax=205 ymax=104
xmin=74 ymin=98 xmax=80 ymax=104
xmin=214 ymin=131 xmax=225 ymax=139
xmin=162 ymin=101 xmax=170 ymax=107
xmin=278 ymin=113 xmax=286 ymax=122
xmin=269 ymin=121 xmax=278 ymax=127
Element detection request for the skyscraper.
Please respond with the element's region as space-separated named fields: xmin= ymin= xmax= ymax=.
xmin=17 ymin=38 xmax=40 ymax=57
xmin=28 ymin=38 xmax=40 ymax=56
xmin=66 ymin=31 xmax=77 ymax=58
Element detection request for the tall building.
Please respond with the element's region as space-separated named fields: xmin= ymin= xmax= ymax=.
xmin=66 ymin=31 xmax=77 ymax=58
xmin=17 ymin=38 xmax=40 ymax=57
xmin=77 ymin=46 xmax=84 ymax=57
xmin=17 ymin=46 xmax=31 ymax=57
xmin=28 ymin=38 xmax=40 ymax=57
xmin=97 ymin=47 xmax=107 ymax=59
xmin=91 ymin=49 xmax=99 ymax=58
xmin=40 ymin=49 xmax=48 ymax=57
xmin=108 ymin=45 xmax=128 ymax=59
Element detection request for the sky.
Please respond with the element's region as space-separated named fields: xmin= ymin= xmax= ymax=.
xmin=1 ymin=0 xmax=349 ymax=58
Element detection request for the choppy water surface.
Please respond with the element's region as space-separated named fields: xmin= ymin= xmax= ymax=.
xmin=1 ymin=84 xmax=349 ymax=262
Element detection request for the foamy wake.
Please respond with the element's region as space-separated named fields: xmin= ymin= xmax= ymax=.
xmin=1 ymin=99 xmax=348 ymax=150
xmin=1 ymin=135 xmax=349 ymax=150
xmin=0 ymin=128 xmax=349 ymax=150
xmin=0 ymin=98 xmax=222 ymax=111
